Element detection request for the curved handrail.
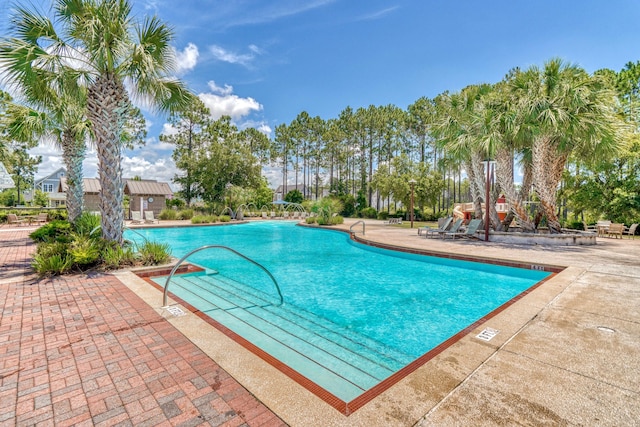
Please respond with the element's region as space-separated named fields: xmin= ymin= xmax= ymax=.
xmin=350 ymin=220 xmax=365 ymax=235
xmin=163 ymin=245 xmax=283 ymax=307
xmin=123 ymin=226 xmax=150 ymax=250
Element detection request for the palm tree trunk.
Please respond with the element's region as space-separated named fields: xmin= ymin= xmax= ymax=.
xmin=62 ymin=131 xmax=85 ymax=223
xmin=469 ymin=151 xmax=486 ymax=220
xmin=87 ymin=73 xmax=127 ymax=244
xmin=533 ymin=135 xmax=568 ymax=233
xmin=495 ymin=146 xmax=535 ymax=231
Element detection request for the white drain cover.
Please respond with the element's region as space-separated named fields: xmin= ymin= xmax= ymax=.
xmin=165 ymin=305 xmax=186 ymax=317
xmin=476 ymin=327 xmax=499 ymax=341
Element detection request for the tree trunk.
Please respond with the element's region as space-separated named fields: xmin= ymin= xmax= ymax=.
xmin=532 ymin=136 xmax=568 ymax=234
xmin=62 ymin=130 xmax=85 ymax=223
xmin=86 ymin=73 xmax=127 ymax=244
xmin=495 ymin=146 xmax=535 ymax=231
xmin=469 ymin=152 xmax=486 ymax=220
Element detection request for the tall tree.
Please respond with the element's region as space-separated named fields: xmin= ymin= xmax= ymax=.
xmin=5 ymin=143 xmax=41 ymax=205
xmin=513 ymin=58 xmax=626 ymax=233
xmin=160 ymin=98 xmax=211 ymax=207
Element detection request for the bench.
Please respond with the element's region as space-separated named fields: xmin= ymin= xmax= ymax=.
xmin=606 ymin=223 xmax=624 ymax=239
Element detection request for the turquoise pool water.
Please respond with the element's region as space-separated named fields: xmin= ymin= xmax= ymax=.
xmin=126 ymin=221 xmax=550 ymax=402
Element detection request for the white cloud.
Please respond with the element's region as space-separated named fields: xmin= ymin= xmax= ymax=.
xmin=161 ymin=123 xmax=179 ymax=136
xmin=173 ymin=43 xmax=199 ymax=75
xmin=357 ymin=6 xmax=399 ymax=21
xmin=209 ymin=44 xmax=262 ymax=67
xmin=198 ymin=81 xmax=262 ymax=120
xmin=215 ymin=1 xmax=336 ymax=29
xmin=208 ymin=80 xmax=234 ymax=96
xmin=240 ymin=119 xmax=272 ymax=137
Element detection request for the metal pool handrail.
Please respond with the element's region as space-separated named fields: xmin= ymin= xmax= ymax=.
xmin=162 ymin=245 xmax=284 ymax=307
xmin=350 ymin=220 xmax=365 ymax=235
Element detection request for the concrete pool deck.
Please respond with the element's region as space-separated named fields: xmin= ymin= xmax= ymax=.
xmin=1 ymin=219 xmax=639 ymax=426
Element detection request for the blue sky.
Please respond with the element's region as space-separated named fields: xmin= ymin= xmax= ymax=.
xmin=2 ymin=0 xmax=640 ymax=188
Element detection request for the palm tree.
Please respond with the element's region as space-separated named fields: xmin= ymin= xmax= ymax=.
xmin=0 ymin=56 xmax=89 ymax=222
xmin=434 ymin=85 xmax=504 ymax=230
xmin=512 ymin=58 xmax=625 ymax=233
xmin=1 ymin=0 xmax=191 ymax=243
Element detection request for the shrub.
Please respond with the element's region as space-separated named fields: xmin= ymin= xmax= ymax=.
xmin=68 ymin=235 xmax=101 ymax=267
xmin=191 ymin=215 xmax=207 ymax=224
xmin=331 ymin=215 xmax=344 ymax=225
xmin=377 ymin=211 xmax=389 ymax=220
xmin=219 ymin=215 xmax=231 ymax=222
xmin=47 ymin=209 xmax=68 ymax=221
xmin=32 ymin=242 xmax=73 ymax=276
xmin=138 ymin=241 xmax=171 ymax=266
xmin=564 ymin=220 xmax=585 ymax=230
xmin=102 ymin=243 xmax=137 ymax=269
xmin=360 ymin=207 xmax=377 ymax=219
xmin=35 ymin=241 xmax=69 ymax=259
xmin=305 ymin=216 xmax=316 ymax=224
xmin=177 ymin=209 xmax=194 ymax=220
xmin=29 ymin=220 xmax=72 ymax=243
xmin=32 ymin=253 xmax=74 ymax=276
xmin=191 ymin=214 xmax=218 ymax=224
xmin=158 ymin=208 xmax=177 ymax=220
xmin=73 ymin=212 xmax=101 ymax=237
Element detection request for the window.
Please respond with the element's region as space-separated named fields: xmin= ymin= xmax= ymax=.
xmin=44 ymin=184 xmax=54 ymax=192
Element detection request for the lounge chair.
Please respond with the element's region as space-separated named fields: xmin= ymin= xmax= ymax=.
xmin=444 ymin=218 xmax=483 ymax=239
xmin=7 ymin=213 xmax=26 ymax=226
xmin=384 ymin=218 xmax=402 ymax=225
xmin=419 ymin=216 xmax=451 ymax=236
xmin=424 ymin=217 xmax=454 ymax=238
xmin=437 ymin=218 xmax=463 ymax=238
xmin=130 ymin=211 xmax=143 ymax=224
xmin=623 ymin=223 xmax=638 ymax=239
xmin=144 ymin=211 xmax=158 ymax=224
xmin=261 ymin=212 xmax=267 ymax=219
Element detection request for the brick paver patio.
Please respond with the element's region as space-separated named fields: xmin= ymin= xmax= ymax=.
xmin=0 ymin=227 xmax=286 ymax=427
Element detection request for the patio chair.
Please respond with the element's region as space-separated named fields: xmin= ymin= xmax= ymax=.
xmin=419 ymin=216 xmax=452 ymax=236
xmin=596 ymin=220 xmax=612 ymax=237
xmin=144 ymin=211 xmax=159 ymax=224
xmin=424 ymin=217 xmax=454 ymax=238
xmin=7 ymin=213 xmax=26 ymax=226
xmin=623 ymin=223 xmax=638 ymax=239
xmin=130 ymin=211 xmax=143 ymax=224
xmin=444 ymin=219 xmax=483 ymax=239
xmin=34 ymin=213 xmax=48 ymax=225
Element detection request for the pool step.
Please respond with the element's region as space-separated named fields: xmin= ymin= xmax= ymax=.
xmin=201 ymin=273 xmax=413 ymax=365
xmin=162 ymin=274 xmax=414 ymax=401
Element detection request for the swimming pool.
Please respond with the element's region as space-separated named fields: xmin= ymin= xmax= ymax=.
xmin=127 ymin=222 xmax=551 ymax=408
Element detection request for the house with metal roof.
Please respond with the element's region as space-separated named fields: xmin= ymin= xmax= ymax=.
xmin=32 ymin=167 xmax=67 ymax=207
xmin=125 ymin=179 xmax=173 ymax=218
xmin=59 ymin=177 xmax=173 ymax=218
